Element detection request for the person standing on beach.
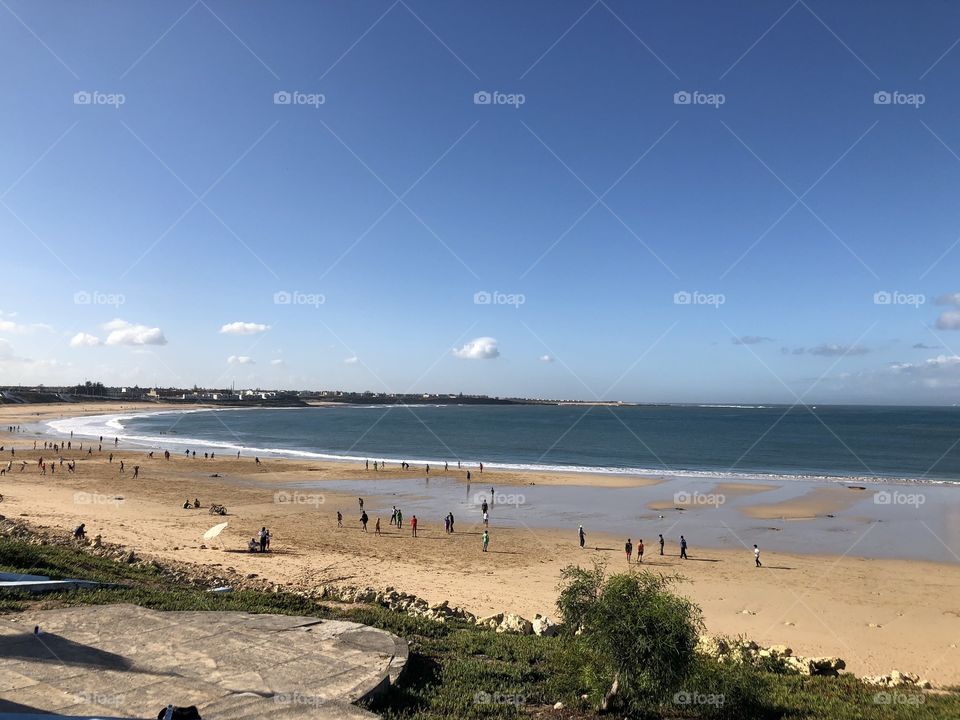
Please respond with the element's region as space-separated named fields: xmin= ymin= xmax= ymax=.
xmin=466 ymin=470 xmax=471 ymax=481
xmin=482 ymin=530 xmax=489 ymax=552
xmin=449 ymin=513 xmax=454 ymax=533
xmin=259 ymin=527 xmax=267 ymax=552
xmin=481 ymin=498 xmax=488 ymax=515
xmin=365 ymin=459 xmax=369 ymax=470
xmin=578 ymin=525 xmax=585 ymax=549
xmin=659 ymin=534 xmax=664 ymax=555
xmin=396 ymin=508 xmax=403 ymax=529
xmin=361 ymin=510 xmax=369 ymax=532
xmin=375 ymin=518 xmax=381 ymax=536
xmin=637 ymin=538 xmax=644 ymax=563
xmin=625 ymin=538 xmax=632 ymax=564
xmin=754 ymin=544 xmax=762 ymax=567
xmin=479 ymin=462 xmax=484 ymax=473
xmin=680 ymin=535 xmax=688 ymax=559
xmin=483 ymin=510 xmax=489 ymax=526
xmin=444 ymin=515 xmax=450 ymax=533
xmin=390 ymin=506 xmax=397 ymax=525
xmin=411 ymin=515 xmax=418 ymax=537
xmin=337 ymin=511 xmax=343 ymax=528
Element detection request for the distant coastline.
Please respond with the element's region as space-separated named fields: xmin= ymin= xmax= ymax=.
xmin=0 ymin=384 xmax=644 ymax=409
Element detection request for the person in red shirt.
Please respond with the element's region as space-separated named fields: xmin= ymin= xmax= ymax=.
xmin=411 ymin=515 xmax=418 ymax=537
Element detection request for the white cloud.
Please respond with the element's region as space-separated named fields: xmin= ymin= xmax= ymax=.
xmin=539 ymin=354 xmax=554 ymax=362
xmin=103 ymin=319 xmax=167 ymax=346
xmin=0 ymin=312 xmax=52 ymax=334
xmin=935 ymin=293 xmax=960 ymax=306
xmin=344 ymin=355 xmax=358 ymax=364
xmin=70 ymin=332 xmax=101 ymax=348
xmin=227 ymin=355 xmax=254 ymax=365
xmin=220 ymin=321 xmax=270 ymax=335
xmin=270 ymin=358 xmax=285 ymax=366
xmin=889 ymin=354 xmax=960 ymax=388
xmin=936 ymin=310 xmax=960 ymax=330
xmin=453 ymin=337 xmax=500 ymax=360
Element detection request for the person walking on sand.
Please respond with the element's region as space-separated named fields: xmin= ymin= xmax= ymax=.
xmin=637 ymin=538 xmax=644 ymax=563
xmin=444 ymin=514 xmax=450 ymax=534
xmin=358 ymin=497 xmax=364 ymax=510
xmin=659 ymin=534 xmax=664 ymax=555
xmin=132 ymin=465 xmax=139 ymax=479
xmin=396 ymin=508 xmax=403 ymax=529
xmin=411 ymin=515 xmax=418 ymax=537
xmin=375 ymin=518 xmax=381 ymax=536
xmin=482 ymin=510 xmax=489 ymax=526
xmin=754 ymin=544 xmax=762 ymax=567
xmin=680 ymin=535 xmax=688 ymax=559
xmin=481 ymin=498 xmax=488 ymax=515
xmin=390 ymin=505 xmax=397 ymax=525
xmin=361 ymin=510 xmax=369 ymax=532
xmin=625 ymin=538 xmax=632 ymax=564
xmin=449 ymin=512 xmax=454 ymax=533
xmin=578 ymin=525 xmax=585 ymax=549
xmin=337 ymin=511 xmax=343 ymax=528
xmin=482 ymin=529 xmax=489 ymax=552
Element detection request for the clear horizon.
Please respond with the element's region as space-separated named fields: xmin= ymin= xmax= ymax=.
xmin=3 ymin=1 xmax=960 ymax=404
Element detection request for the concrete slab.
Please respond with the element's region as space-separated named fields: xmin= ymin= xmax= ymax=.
xmin=0 ymin=572 xmax=107 ymax=593
xmin=0 ymin=605 xmax=407 ymax=720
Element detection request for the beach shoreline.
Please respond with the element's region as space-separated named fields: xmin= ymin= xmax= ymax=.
xmin=20 ymin=402 xmax=960 ymax=488
xmin=2 ymin=402 xmax=959 ymax=684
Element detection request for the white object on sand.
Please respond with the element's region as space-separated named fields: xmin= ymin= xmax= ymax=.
xmin=203 ymin=522 xmax=228 ymax=540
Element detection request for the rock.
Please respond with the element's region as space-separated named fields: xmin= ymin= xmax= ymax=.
xmin=808 ymin=657 xmax=845 ymax=676
xmin=476 ymin=613 xmax=504 ymax=629
xmin=532 ymin=616 xmax=558 ymax=637
xmin=497 ymin=613 xmax=533 ymax=635
xmin=553 ymin=701 xmax=564 ymax=710
xmin=696 ymin=635 xmax=729 ymax=659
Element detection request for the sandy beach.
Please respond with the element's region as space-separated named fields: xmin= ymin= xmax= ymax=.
xmin=1 ymin=403 xmax=959 ymax=685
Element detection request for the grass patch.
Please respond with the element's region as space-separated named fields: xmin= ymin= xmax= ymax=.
xmin=0 ymin=537 xmax=957 ymax=719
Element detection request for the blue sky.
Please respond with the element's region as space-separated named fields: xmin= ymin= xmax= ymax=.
xmin=2 ymin=0 xmax=960 ymax=403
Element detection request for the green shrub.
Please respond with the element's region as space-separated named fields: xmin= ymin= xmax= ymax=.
xmin=556 ymin=564 xmax=703 ymax=713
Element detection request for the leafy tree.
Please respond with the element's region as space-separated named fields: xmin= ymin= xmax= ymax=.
xmin=557 ymin=563 xmax=703 ymax=713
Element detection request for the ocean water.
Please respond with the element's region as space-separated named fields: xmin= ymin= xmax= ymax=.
xmin=46 ymin=404 xmax=960 ymax=484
